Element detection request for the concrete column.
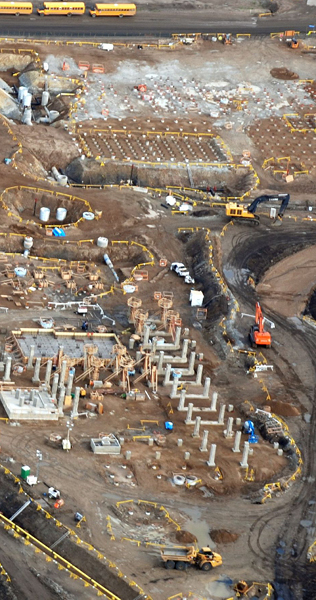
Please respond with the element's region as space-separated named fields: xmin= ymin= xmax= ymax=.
xmin=170 ymin=377 xmax=178 ymax=399
xmin=240 ymin=441 xmax=250 ymax=468
xmin=19 ymin=394 xmax=24 ymax=407
xmin=135 ymin=350 xmax=142 ymax=362
xmin=218 ymin=403 xmax=226 ymax=425
xmin=177 ymin=389 xmax=186 ymax=411
xmin=203 ymin=377 xmax=211 ymax=397
xmin=184 ymin=451 xmax=190 ymax=461
xmin=59 ymin=360 xmax=68 ymax=388
xmin=207 ymin=444 xmax=217 ymax=467
xmin=44 ymin=359 xmax=52 ymax=387
xmin=125 ymin=451 xmax=132 ymax=460
xmin=31 ymin=389 xmax=36 ymax=405
xmin=152 ymin=337 xmax=157 ymax=355
xmin=157 ymin=351 xmax=164 ymax=371
xmin=199 ymin=430 xmax=209 ymax=452
xmin=185 ymin=402 xmax=194 ymax=424
xmin=192 ymin=416 xmax=201 ymax=438
xmin=163 ymin=363 xmax=171 ymax=386
xmin=198 ymin=353 xmax=204 ymax=361
xmin=15 ymin=388 xmax=21 ymax=400
xmin=177 ymin=439 xmax=183 ymax=447
xmin=32 ymin=357 xmax=41 ymax=383
xmin=128 ymin=338 xmax=135 ymax=350
xmin=66 ymin=370 xmax=75 ymax=397
xmin=71 ymin=386 xmax=80 ymax=418
xmin=191 ymin=340 xmax=196 ymax=349
xmin=196 ymin=363 xmax=203 ymax=386
xmin=51 ymin=373 xmax=59 ymax=400
xmin=3 ymin=356 xmax=12 ymax=382
xmin=58 ymin=387 xmax=65 ymax=416
xmin=225 ymin=417 xmax=234 ymax=438
xmin=27 ymin=345 xmax=35 ymax=370
xmin=210 ymin=391 xmax=218 ymax=412
xmin=181 ymin=339 xmax=189 ymax=359
xmin=188 ymin=351 xmax=196 ymax=372
xmin=143 ymin=325 xmax=150 ymax=346
xmin=183 ymin=328 xmax=190 ymax=337
xmin=232 ymin=430 xmax=241 ymax=453
xmin=174 ymin=327 xmax=181 ymax=347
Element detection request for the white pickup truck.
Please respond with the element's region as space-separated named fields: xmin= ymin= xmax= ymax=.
xmin=170 ymin=262 xmax=195 ymax=285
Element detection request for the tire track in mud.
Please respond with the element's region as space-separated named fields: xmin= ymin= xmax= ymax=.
xmin=223 ymin=225 xmax=316 ymax=599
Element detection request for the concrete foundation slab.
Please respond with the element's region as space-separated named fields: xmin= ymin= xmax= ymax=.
xmin=0 ymin=389 xmax=58 ymax=420
xmin=13 ymin=330 xmax=118 ymax=362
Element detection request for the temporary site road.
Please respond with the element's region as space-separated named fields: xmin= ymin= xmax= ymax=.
xmin=0 ymin=11 xmax=315 ymax=38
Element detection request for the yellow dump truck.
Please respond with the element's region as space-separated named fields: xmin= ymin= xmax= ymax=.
xmin=161 ymin=545 xmax=222 ymax=571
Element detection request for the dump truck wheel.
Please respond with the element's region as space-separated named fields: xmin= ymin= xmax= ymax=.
xmin=200 ymin=562 xmax=212 ymax=571
xmin=165 ymin=560 xmax=175 ymax=569
xmin=175 ymin=561 xmax=186 ymax=570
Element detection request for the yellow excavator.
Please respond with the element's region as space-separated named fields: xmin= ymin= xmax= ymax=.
xmin=226 ymin=194 xmax=290 ymax=226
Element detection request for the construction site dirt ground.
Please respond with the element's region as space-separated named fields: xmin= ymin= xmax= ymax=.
xmin=0 ymin=34 xmax=315 ymax=600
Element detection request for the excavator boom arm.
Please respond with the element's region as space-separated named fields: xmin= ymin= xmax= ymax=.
xmin=247 ymin=193 xmax=290 ymax=215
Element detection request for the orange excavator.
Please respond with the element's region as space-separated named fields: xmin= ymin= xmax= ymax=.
xmin=249 ymin=303 xmax=272 ymax=348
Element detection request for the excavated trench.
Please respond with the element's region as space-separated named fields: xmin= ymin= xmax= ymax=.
xmin=226 ymin=226 xmax=316 ymax=286
xmin=4 ymin=188 xmax=89 ymax=227
xmin=0 ymin=472 xmax=138 ymax=600
xmin=66 ymin=157 xmax=255 ymax=194
xmin=180 ymin=230 xmax=228 ymax=357
xmin=307 ymin=287 xmax=316 ymax=320
xmin=0 ymin=234 xmax=145 ymax=266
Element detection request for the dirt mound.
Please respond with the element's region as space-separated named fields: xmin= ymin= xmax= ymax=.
xmin=268 ymin=400 xmax=301 ymax=417
xmin=175 ymin=530 xmax=197 ymax=544
xmin=270 ymin=67 xmax=299 ymax=80
xmin=210 ymin=529 xmax=239 ymax=544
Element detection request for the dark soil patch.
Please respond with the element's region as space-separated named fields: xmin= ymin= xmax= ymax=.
xmin=175 ymin=530 xmax=197 ymax=544
xmin=210 ymin=529 xmax=239 ymax=544
xmin=192 ymin=209 xmax=217 ymax=217
xmin=270 ymin=67 xmax=299 ymax=80
xmin=0 ymin=473 xmax=138 ymax=600
xmin=307 ymin=287 xmax=316 ymax=320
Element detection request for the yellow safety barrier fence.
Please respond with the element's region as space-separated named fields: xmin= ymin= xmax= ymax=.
xmin=0 ymin=185 xmax=93 ymax=229
xmin=0 ymin=462 xmax=148 ymax=597
xmin=0 ymin=514 xmax=121 ymax=600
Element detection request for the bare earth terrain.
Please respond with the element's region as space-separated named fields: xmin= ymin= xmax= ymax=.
xmin=0 ymin=35 xmax=315 ymax=600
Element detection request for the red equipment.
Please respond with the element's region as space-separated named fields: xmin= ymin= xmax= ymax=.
xmin=249 ymin=302 xmax=272 ymax=348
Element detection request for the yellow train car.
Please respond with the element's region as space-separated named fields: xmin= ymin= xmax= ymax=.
xmin=38 ymin=2 xmax=85 ymax=15
xmin=90 ymin=3 xmax=136 ymax=17
xmin=0 ymin=2 xmax=32 ymax=14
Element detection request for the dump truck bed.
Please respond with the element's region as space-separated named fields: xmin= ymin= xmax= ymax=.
xmin=161 ymin=548 xmax=189 ymax=557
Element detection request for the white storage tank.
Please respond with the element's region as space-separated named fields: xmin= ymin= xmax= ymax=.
xmin=41 ymin=90 xmax=49 ymax=107
xmin=18 ymin=86 xmax=27 ymax=102
xmin=23 ymin=236 xmax=33 ymax=249
xmin=23 ymin=92 xmax=32 ymax=108
xmin=56 ymin=207 xmax=67 ymax=222
xmin=39 ymin=207 xmax=50 ymax=222
xmin=97 ymin=237 xmax=108 ymax=248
